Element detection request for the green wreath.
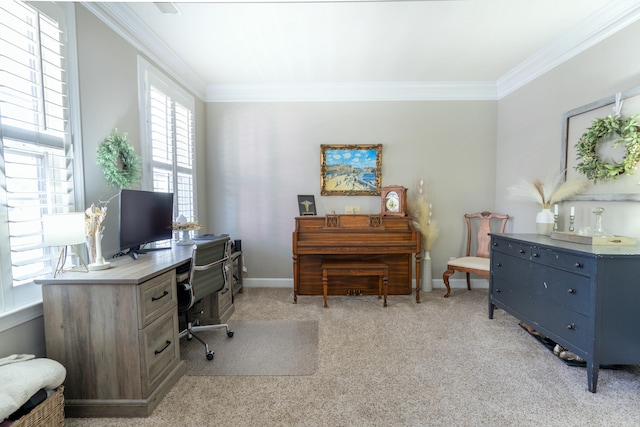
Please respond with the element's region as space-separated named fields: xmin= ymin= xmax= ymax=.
xmin=96 ymin=129 xmax=141 ymax=188
xmin=574 ymin=114 xmax=640 ymax=183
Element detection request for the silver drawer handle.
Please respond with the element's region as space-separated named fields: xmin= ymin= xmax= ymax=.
xmin=574 ymin=262 xmax=583 ymax=268
xmin=519 ymin=249 xmax=525 ymax=254
xmin=567 ymin=288 xmax=576 ymax=294
xmin=532 ymin=252 xmax=539 ymax=258
xmin=566 ymin=323 xmax=576 ymax=330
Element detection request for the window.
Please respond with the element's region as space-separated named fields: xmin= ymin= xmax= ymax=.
xmin=0 ymin=1 xmax=81 ymax=323
xmin=138 ymin=57 xmax=196 ymax=225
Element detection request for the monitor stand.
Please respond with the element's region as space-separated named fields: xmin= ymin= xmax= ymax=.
xmin=126 ymin=245 xmax=171 ymax=260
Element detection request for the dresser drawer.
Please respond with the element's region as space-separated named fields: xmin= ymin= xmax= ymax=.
xmin=491 ymin=238 xmax=531 ymax=258
xmin=528 ymin=266 xmax=591 ymax=315
xmin=493 ymin=251 xmax=591 ymax=315
xmin=140 ymin=308 xmax=180 ymax=395
xmin=491 ymin=280 xmax=588 ymax=351
xmin=138 ymin=270 xmax=177 ymax=328
xmin=530 ymin=247 xmax=593 ymax=276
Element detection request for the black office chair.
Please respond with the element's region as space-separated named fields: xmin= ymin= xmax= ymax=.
xmin=177 ymin=238 xmax=234 ymax=361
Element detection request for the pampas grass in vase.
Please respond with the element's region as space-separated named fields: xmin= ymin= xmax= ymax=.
xmin=507 ymin=171 xmax=589 ymax=234
xmin=407 ymin=179 xmax=439 ymax=292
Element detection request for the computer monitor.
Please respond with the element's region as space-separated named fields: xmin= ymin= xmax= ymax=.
xmin=119 ymin=189 xmax=174 ymax=259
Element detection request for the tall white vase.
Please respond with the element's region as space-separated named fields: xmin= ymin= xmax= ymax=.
xmin=88 ymin=233 xmax=110 ymax=270
xmin=421 ymin=251 xmax=433 ymax=292
xmin=536 ymin=208 xmax=554 ymax=235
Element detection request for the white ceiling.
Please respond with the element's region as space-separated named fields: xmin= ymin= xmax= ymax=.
xmin=89 ymin=0 xmax=640 ymax=101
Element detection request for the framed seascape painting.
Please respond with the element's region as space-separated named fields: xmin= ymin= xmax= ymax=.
xmin=320 ymin=144 xmax=382 ymax=196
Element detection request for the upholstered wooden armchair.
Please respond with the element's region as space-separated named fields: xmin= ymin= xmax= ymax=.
xmin=442 ymin=211 xmax=509 ymax=297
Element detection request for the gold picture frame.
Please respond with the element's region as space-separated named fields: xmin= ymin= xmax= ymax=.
xmin=320 ymin=144 xmax=382 ymax=196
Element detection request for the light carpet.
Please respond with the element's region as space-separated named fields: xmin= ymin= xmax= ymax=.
xmin=182 ymin=320 xmax=318 ymax=376
xmin=65 ymin=288 xmax=640 ymax=427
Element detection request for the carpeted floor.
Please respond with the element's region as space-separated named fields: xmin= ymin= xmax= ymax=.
xmin=183 ymin=320 xmax=318 ymax=376
xmin=65 ymin=287 xmax=640 ymax=427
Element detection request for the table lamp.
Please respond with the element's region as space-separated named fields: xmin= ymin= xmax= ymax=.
xmin=43 ymin=213 xmax=89 ymax=277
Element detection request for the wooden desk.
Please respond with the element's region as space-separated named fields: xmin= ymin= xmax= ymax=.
xmin=35 ymin=239 xmax=228 ymax=417
xmin=292 ymin=214 xmax=422 ymax=303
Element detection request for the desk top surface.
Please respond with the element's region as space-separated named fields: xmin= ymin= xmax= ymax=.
xmin=36 ymin=242 xmax=195 ymax=286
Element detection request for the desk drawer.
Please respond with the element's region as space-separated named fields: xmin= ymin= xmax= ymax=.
xmin=139 ymin=270 xmax=177 ymax=328
xmin=140 ymin=308 xmax=180 ymax=395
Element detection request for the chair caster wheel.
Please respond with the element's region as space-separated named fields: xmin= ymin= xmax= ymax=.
xmin=227 ymin=330 xmax=234 ymax=338
xmin=206 ymin=352 xmax=214 ymax=361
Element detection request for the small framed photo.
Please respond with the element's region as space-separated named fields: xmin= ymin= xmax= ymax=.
xmin=320 ymin=144 xmax=382 ymax=196
xmin=297 ymin=195 xmax=317 ymax=216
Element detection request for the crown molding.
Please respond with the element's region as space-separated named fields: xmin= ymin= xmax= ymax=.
xmin=82 ymin=2 xmax=207 ymax=100
xmin=83 ymin=1 xmax=639 ymax=103
xmin=205 ymin=81 xmax=498 ymax=102
xmin=497 ymin=0 xmax=640 ymax=99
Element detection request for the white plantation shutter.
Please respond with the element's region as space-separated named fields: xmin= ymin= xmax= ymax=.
xmin=139 ymin=58 xmax=196 ymax=224
xmin=0 ymin=1 xmax=80 ymax=317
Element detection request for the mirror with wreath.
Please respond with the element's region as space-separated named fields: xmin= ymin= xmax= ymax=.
xmin=562 ymin=85 xmax=640 ymax=201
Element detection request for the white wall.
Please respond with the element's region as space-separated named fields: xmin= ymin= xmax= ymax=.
xmin=205 ymin=101 xmax=498 ymax=282
xmin=496 ymin=20 xmax=640 ymax=238
xmin=75 ymin=5 xmax=208 ymax=256
xmin=0 ymin=4 xmax=208 ymax=357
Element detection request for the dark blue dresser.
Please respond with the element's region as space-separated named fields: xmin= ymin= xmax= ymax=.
xmin=489 ymin=233 xmax=640 ymax=392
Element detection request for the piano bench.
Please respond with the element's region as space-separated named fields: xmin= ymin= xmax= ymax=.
xmin=321 ymin=261 xmax=389 ymax=308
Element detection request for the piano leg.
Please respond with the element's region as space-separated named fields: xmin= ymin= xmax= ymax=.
xmin=322 ymin=272 xmax=328 ymax=308
xmin=415 ymin=252 xmax=421 ymax=303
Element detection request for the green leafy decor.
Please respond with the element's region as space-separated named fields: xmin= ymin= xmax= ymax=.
xmin=96 ymin=129 xmax=141 ymax=188
xmin=574 ymin=114 xmax=640 ymax=183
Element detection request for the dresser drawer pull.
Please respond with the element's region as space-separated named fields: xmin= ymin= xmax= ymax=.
xmin=492 ymin=242 xmax=499 ymax=247
xmin=495 ymin=288 xmax=502 ymax=293
xmin=566 ymin=323 xmax=576 ymax=330
xmin=567 ymin=288 xmax=576 ymax=294
xmin=151 ymin=290 xmax=169 ymax=301
xmin=532 ymin=252 xmax=539 ymax=258
xmin=155 ymin=340 xmax=172 ymax=355
xmin=574 ymin=262 xmax=584 ymax=269
xmin=496 ymin=262 xmax=502 ymax=267
xmin=519 ymin=249 xmax=526 ymax=254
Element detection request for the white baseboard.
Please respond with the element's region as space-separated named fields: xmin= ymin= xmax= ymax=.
xmin=241 ymin=278 xmax=489 ymax=290
xmin=243 ymin=278 xmax=293 ymax=288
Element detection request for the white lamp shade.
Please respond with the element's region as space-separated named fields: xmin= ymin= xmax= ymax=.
xmin=43 ymin=213 xmax=86 ymax=246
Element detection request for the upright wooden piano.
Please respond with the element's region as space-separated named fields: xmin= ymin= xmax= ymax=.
xmin=292 ymin=214 xmax=422 ymax=303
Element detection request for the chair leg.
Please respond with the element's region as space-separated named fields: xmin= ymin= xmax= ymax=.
xmin=466 ymin=273 xmax=471 ymax=291
xmin=180 ymin=321 xmax=235 ymax=361
xmin=442 ymin=268 xmax=453 ymax=298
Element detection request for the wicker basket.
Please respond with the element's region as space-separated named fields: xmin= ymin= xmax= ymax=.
xmin=13 ymin=386 xmax=64 ymax=427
